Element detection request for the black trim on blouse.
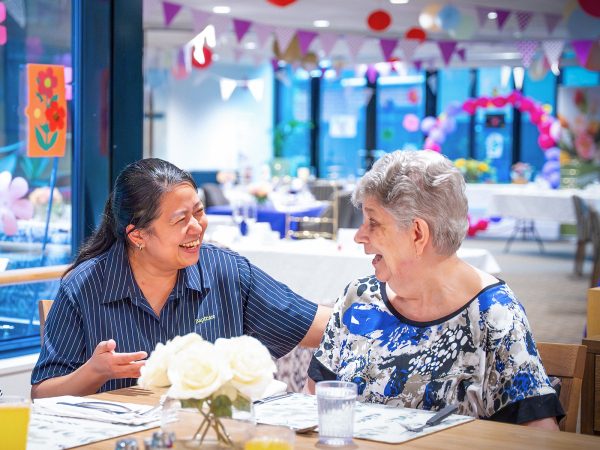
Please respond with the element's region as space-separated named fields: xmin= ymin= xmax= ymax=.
xmin=487 ymin=393 xmax=565 ymax=425
xmin=308 ymin=355 xmax=337 ymax=382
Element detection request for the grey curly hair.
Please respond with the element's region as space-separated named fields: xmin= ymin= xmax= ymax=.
xmin=352 ymin=150 xmax=469 ymax=256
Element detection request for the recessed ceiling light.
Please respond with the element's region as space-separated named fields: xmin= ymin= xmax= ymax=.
xmin=313 ymin=20 xmax=330 ymax=28
xmin=212 ymin=6 xmax=231 ymax=14
xmin=487 ymin=11 xmax=497 ymax=20
xmin=244 ymin=41 xmax=257 ymax=50
xmin=389 ymin=0 xmax=409 ymax=4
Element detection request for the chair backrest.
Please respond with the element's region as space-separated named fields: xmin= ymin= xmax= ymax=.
xmin=201 ymin=183 xmax=229 ymax=207
xmin=572 ymin=195 xmax=591 ymax=242
xmin=38 ymin=299 xmax=54 ymax=346
xmin=588 ymin=206 xmax=600 ymax=288
xmin=537 ymin=342 xmax=587 ymax=432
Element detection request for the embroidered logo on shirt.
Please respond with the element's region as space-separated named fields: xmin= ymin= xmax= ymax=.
xmin=196 ymin=315 xmax=216 ymax=325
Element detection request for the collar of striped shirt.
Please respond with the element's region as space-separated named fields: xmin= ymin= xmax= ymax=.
xmin=100 ymin=240 xmax=207 ymax=304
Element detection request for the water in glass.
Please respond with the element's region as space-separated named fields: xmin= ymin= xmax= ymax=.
xmin=316 ymin=381 xmax=357 ymax=446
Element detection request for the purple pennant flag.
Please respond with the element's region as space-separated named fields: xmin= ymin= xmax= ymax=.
xmin=270 ymin=58 xmax=280 ymax=72
xmin=296 ymin=30 xmax=318 ymax=56
xmin=233 ymin=19 xmax=252 ymax=43
xmin=191 ymin=9 xmax=211 ymax=33
xmin=456 ymin=48 xmax=466 ymax=61
xmin=253 ymin=23 xmax=274 ymax=48
xmin=495 ymin=9 xmax=511 ymax=31
xmin=572 ymin=40 xmax=594 ymax=66
xmin=438 ymin=41 xmax=457 ymax=66
xmin=515 ymin=11 xmax=533 ymax=32
xmin=379 ymin=38 xmax=398 ymax=61
xmin=319 ymin=32 xmax=339 ymax=56
xmin=475 ymin=6 xmax=489 ymax=27
xmin=413 ymin=59 xmax=423 ymax=71
xmin=162 ymin=1 xmax=182 ymax=27
xmin=544 ymin=13 xmax=562 ymax=35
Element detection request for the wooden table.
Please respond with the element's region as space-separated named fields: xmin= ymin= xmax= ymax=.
xmin=582 ymin=334 xmax=600 ymax=435
xmin=77 ymin=387 xmax=600 ymax=449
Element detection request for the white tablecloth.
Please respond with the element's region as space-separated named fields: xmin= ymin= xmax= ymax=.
xmin=229 ymin=238 xmax=501 ymax=306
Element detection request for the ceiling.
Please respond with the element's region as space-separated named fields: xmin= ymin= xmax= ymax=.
xmin=143 ymin=0 xmax=599 ymax=69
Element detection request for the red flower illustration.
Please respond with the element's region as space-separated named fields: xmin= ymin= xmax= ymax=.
xmin=38 ymin=67 xmax=58 ymax=98
xmin=45 ymin=101 xmax=66 ymax=131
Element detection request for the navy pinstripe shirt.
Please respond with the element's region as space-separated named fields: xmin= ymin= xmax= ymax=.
xmin=32 ymin=241 xmax=318 ymax=392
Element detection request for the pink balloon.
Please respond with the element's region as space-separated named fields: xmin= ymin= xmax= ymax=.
xmin=491 ymin=97 xmax=507 ymax=107
xmin=538 ymin=133 xmax=555 ymax=150
xmin=519 ymin=98 xmax=533 ymax=113
xmin=476 ymin=97 xmax=489 ymax=108
xmin=530 ymin=110 xmax=543 ymax=125
xmin=549 ymin=120 xmax=562 ymax=142
xmin=507 ymin=91 xmax=521 ymax=105
xmin=462 ymin=99 xmax=476 ymax=115
xmin=538 ymin=120 xmax=552 ymax=135
xmin=402 ymin=113 xmax=420 ymax=132
xmin=424 ymin=138 xmax=441 ymax=152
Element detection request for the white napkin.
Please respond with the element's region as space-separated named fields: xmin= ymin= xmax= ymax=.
xmin=260 ymin=379 xmax=288 ymax=399
xmin=33 ymin=395 xmax=161 ymax=426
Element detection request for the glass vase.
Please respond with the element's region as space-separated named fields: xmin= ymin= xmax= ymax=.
xmin=161 ymin=396 xmax=255 ymax=449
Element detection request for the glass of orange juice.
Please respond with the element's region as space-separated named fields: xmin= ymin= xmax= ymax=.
xmin=244 ymin=424 xmax=295 ymax=450
xmin=0 ymin=396 xmax=31 ymax=450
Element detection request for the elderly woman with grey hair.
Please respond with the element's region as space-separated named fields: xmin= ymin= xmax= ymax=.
xmin=307 ymin=150 xmax=563 ymax=430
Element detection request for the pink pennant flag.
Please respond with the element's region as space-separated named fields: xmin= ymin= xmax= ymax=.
xmin=379 ymin=38 xmax=398 ymax=61
xmin=475 ymin=7 xmax=489 ymax=27
xmin=211 ymin=15 xmax=231 ymax=38
xmin=542 ymin=40 xmax=565 ymax=68
xmin=495 ymin=9 xmax=511 ymax=31
xmin=438 ymin=41 xmax=457 ymax=66
xmin=345 ymin=34 xmax=366 ymax=61
xmin=253 ymin=23 xmax=274 ymax=48
xmin=318 ymin=32 xmax=339 ymax=56
xmin=515 ymin=11 xmax=533 ymax=32
xmin=544 ymin=13 xmax=561 ymax=35
xmin=413 ymin=59 xmax=423 ymax=71
xmin=397 ymin=39 xmax=420 ymax=62
xmin=296 ymin=30 xmax=318 ymax=56
xmin=456 ymin=48 xmax=466 ymax=61
xmin=571 ymin=40 xmax=594 ymax=66
xmin=515 ymin=41 xmax=539 ymax=67
xmin=233 ymin=19 xmax=252 ymax=43
xmin=274 ymin=27 xmax=296 ymax=53
xmin=162 ymin=1 xmax=182 ymax=27
xmin=191 ymin=9 xmax=211 ymax=33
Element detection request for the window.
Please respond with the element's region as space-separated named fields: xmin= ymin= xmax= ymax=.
xmin=0 ymin=1 xmax=72 ymax=356
xmin=437 ymin=68 xmax=472 ymax=161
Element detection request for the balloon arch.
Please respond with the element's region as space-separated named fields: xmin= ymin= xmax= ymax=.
xmin=418 ymin=91 xmax=562 ymax=189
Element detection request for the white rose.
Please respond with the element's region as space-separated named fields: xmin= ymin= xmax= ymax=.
xmin=167 ymin=341 xmax=232 ymax=400
xmin=215 ymin=336 xmax=276 ymax=400
xmin=138 ymin=342 xmax=171 ymax=389
xmin=167 ymin=332 xmax=205 ymax=354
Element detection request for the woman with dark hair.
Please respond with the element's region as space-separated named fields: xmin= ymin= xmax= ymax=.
xmin=31 ymin=158 xmax=329 ymax=398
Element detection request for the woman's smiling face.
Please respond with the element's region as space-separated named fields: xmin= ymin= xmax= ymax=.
xmin=354 ymin=196 xmax=415 ymax=284
xmin=137 ymin=183 xmax=207 ymax=271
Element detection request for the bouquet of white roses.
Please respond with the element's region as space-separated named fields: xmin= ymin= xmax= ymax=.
xmin=138 ymin=333 xmax=276 ymax=444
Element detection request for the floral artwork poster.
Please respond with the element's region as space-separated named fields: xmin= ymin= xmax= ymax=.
xmin=25 ymin=64 xmax=67 ymax=158
xmin=557 ymin=86 xmax=600 ymax=163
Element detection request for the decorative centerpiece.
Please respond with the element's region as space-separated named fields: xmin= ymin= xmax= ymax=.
xmin=453 ymin=158 xmax=495 ymax=183
xmin=138 ymin=333 xmax=276 ymax=448
xmin=510 ymin=162 xmax=533 ymax=184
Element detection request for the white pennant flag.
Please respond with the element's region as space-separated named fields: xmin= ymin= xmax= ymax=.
xmin=247 ymin=79 xmax=264 ymax=101
xmin=220 ymin=78 xmax=238 ymax=100
xmin=541 ymin=40 xmax=565 ymax=73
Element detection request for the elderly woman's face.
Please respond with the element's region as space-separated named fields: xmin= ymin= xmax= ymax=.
xmin=139 ymin=183 xmax=207 ymax=271
xmin=354 ymin=196 xmax=414 ymax=283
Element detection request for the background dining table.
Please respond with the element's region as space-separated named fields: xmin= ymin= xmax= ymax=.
xmin=77 ymin=387 xmax=600 ymax=449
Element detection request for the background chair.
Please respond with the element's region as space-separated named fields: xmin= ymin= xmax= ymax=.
xmin=201 ymin=183 xmax=229 ymax=208
xmin=38 ymin=299 xmax=54 ymax=346
xmin=537 ymin=341 xmax=587 ymax=432
xmin=588 ymin=206 xmax=600 ymax=288
xmin=572 ymin=195 xmax=592 ymax=277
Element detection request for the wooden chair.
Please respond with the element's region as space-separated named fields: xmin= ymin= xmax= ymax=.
xmin=38 ymin=299 xmax=54 ymax=346
xmin=588 ymin=206 xmax=600 ymax=288
xmin=572 ymin=195 xmax=592 ymax=277
xmin=537 ymin=342 xmax=587 ymax=432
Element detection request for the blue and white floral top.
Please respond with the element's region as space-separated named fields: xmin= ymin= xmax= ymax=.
xmin=309 ymin=276 xmax=564 ymax=424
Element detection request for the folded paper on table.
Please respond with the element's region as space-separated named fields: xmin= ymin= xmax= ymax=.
xmin=254 ymin=393 xmax=474 ymax=443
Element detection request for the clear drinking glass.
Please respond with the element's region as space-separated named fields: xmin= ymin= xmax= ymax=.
xmin=244 ymin=200 xmax=258 ymax=235
xmin=0 ymin=396 xmax=31 ymax=450
xmin=245 ymin=424 xmax=295 ymax=450
xmin=316 ymin=381 xmax=357 ymax=447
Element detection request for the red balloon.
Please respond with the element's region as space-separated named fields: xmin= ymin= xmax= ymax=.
xmin=405 ymin=27 xmax=427 ymax=42
xmin=578 ymin=0 xmax=600 ymax=18
xmin=538 ymin=133 xmax=555 ymax=150
xmin=191 ymin=46 xmax=213 ymax=69
xmin=266 ymin=0 xmax=297 ymax=7
xmin=367 ymin=10 xmax=392 ymax=32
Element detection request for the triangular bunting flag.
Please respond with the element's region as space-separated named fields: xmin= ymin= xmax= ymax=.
xmin=345 ymin=34 xmax=366 ymax=61
xmin=495 ymin=9 xmax=511 ymax=31
xmin=542 ymin=40 xmax=565 ymax=68
xmin=379 ymin=38 xmax=398 ymax=61
xmin=253 ymin=23 xmax=274 ymax=48
xmin=413 ymin=59 xmax=423 ymax=71
xmin=5 ymin=0 xmax=27 ymax=28
xmin=544 ymin=13 xmax=561 ymax=35
xmin=438 ymin=41 xmax=457 ymax=66
xmin=191 ymin=9 xmax=211 ymax=33
xmin=296 ymin=30 xmax=318 ymax=56
xmin=233 ymin=19 xmax=252 ymax=43
xmin=397 ymin=39 xmax=420 ymax=62
xmin=274 ymin=27 xmax=296 ymax=53
xmin=515 ymin=41 xmax=539 ymax=67
xmin=571 ymin=40 xmax=594 ymax=66
xmin=211 ymin=15 xmax=231 ymax=37
xmin=162 ymin=1 xmax=182 ymax=27
xmin=319 ymin=32 xmax=339 ymax=56
xmin=456 ymin=48 xmax=466 ymax=61
xmin=475 ymin=7 xmax=489 ymax=27
xmin=515 ymin=11 xmax=533 ymax=32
